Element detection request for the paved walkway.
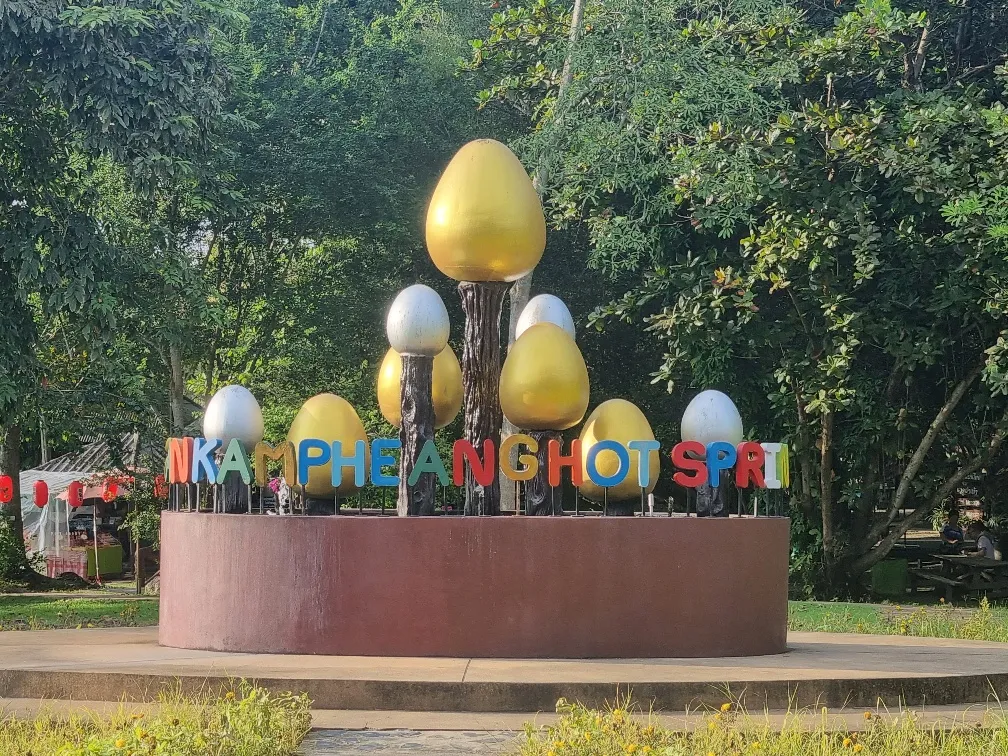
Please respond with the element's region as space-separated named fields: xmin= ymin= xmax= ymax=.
xmin=2 ymin=628 xmax=1008 ymax=710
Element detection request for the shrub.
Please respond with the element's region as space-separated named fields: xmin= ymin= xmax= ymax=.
xmin=0 ymin=682 xmax=311 ymax=756
xmin=519 ymin=699 xmax=1008 ymax=756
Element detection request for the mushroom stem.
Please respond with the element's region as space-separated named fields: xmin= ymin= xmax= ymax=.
xmin=458 ymin=281 xmax=509 ymax=515
xmin=398 ymin=354 xmax=436 ymax=516
xmin=526 ymin=429 xmax=564 ymax=515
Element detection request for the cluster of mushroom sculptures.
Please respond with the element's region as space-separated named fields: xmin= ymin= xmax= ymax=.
xmin=198 ymin=139 xmax=752 ymax=517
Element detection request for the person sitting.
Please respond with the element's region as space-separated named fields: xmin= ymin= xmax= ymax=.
xmin=965 ymin=521 xmax=999 ymax=560
xmin=940 ymin=509 xmax=965 ymax=554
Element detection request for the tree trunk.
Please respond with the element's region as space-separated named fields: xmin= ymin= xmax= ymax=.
xmin=848 ymin=417 xmax=1008 ymax=576
xmin=0 ymin=424 xmax=25 ymax=569
xmin=168 ymin=343 xmax=186 ymax=433
xmin=398 ymin=354 xmax=436 ymax=517
xmin=862 ymin=364 xmax=981 ymax=548
xmin=526 ymin=429 xmax=564 ymax=515
xmin=500 ymin=0 xmax=586 ymax=513
xmin=820 ymin=410 xmax=835 ymax=570
xmin=459 ymin=282 xmax=508 ymax=516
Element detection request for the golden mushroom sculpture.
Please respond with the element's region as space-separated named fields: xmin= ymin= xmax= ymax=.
xmin=377 ymin=346 xmax=462 ymax=430
xmin=288 ymin=393 xmax=370 ymax=510
xmin=426 ymin=139 xmax=546 ymax=516
xmin=385 ymin=284 xmax=451 ymax=516
xmin=500 ymin=321 xmax=589 ymax=515
xmin=578 ymin=399 xmax=661 ymax=516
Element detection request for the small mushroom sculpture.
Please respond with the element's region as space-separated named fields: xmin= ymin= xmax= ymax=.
xmin=203 ymin=385 xmax=265 ymax=513
xmin=681 ymin=390 xmax=743 ymax=517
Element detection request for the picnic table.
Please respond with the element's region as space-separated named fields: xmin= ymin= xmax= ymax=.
xmin=911 ymin=554 xmax=1008 ymax=600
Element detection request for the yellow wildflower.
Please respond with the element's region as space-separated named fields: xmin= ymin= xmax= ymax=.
xmin=625 ymin=744 xmax=638 ymax=754
xmin=585 ymin=733 xmax=592 ymax=742
xmin=863 ymin=711 xmax=872 ymax=720
xmin=751 ymin=743 xmax=762 ymax=750
xmin=115 ymin=740 xmax=126 ymax=749
xmin=853 ymin=745 xmax=863 ymax=753
xmin=721 ymin=702 xmax=732 ymax=712
xmin=548 ymin=751 xmax=556 ymax=756
xmin=708 ymin=721 xmax=717 ymax=731
xmin=225 ymin=691 xmax=236 ymax=700
xmin=843 ymin=738 xmax=852 ymax=747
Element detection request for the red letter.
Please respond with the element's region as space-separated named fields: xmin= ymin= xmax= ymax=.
xmin=548 ymin=438 xmax=582 ymax=487
xmin=672 ymin=442 xmax=708 ymax=487
xmin=168 ymin=437 xmax=194 ymax=484
xmin=452 ymin=439 xmax=496 ymax=487
xmin=735 ymin=442 xmax=766 ymax=488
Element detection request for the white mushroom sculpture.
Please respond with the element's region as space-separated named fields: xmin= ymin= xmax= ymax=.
xmin=385 ymin=284 xmax=450 ymax=516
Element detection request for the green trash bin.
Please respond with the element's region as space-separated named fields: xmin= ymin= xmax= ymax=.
xmin=871 ymin=558 xmax=908 ymax=597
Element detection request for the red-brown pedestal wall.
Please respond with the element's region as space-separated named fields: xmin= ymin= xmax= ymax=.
xmin=159 ymin=513 xmax=788 ymax=658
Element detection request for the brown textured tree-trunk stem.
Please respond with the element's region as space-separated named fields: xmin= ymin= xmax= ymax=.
xmin=398 ymin=354 xmax=436 ymax=517
xmin=526 ymin=429 xmax=563 ymax=515
xmin=459 ymin=281 xmax=508 ymax=516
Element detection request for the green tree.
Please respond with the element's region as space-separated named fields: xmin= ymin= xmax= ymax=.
xmin=470 ymin=0 xmax=1008 ymax=591
xmin=0 ymin=0 xmax=233 ymax=571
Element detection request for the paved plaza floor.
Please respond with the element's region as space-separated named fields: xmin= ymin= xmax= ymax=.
xmin=2 ymin=627 xmax=1008 ymax=712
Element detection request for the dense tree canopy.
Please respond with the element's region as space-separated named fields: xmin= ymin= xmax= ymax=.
xmin=2 ymin=0 xmax=1007 ymax=592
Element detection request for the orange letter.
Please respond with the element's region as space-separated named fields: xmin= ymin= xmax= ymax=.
xmin=735 ymin=442 xmax=766 ymax=488
xmin=168 ymin=437 xmax=194 ymax=484
xmin=452 ymin=439 xmax=496 ymax=487
xmin=500 ymin=434 xmax=538 ymax=481
xmin=548 ymin=438 xmax=582 ymax=487
xmin=671 ymin=441 xmax=707 ymax=487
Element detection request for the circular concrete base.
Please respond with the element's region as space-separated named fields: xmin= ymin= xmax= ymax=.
xmin=3 ymin=628 xmax=1008 ymax=710
xmin=158 ymin=513 xmax=789 ymax=658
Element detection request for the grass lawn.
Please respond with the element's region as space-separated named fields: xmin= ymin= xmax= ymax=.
xmin=788 ymin=598 xmax=1008 ymax=641
xmin=0 ymin=596 xmax=159 ymax=630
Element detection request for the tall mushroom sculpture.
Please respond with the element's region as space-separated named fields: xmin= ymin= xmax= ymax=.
xmin=681 ymin=389 xmax=743 ymax=517
xmin=386 ymin=284 xmax=451 ymax=516
xmin=500 ymin=322 xmax=589 ymax=514
xmin=426 ymin=139 xmax=546 ymax=515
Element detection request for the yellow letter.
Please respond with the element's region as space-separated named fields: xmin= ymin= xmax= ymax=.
xmin=254 ymin=441 xmax=297 ymax=487
xmin=499 ymin=434 xmax=539 ymax=481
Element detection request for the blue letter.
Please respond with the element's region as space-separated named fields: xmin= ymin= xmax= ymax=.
xmin=371 ymin=438 xmax=400 ymax=487
xmin=627 ymin=439 xmax=660 ymax=487
xmin=298 ymin=439 xmax=331 ymax=486
xmin=192 ymin=438 xmax=221 ymax=483
xmin=585 ymin=440 xmax=630 ymax=488
xmin=332 ymin=440 xmax=368 ymax=488
xmin=706 ymin=441 xmax=737 ymax=488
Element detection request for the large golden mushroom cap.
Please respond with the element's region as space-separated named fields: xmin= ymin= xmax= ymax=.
xmin=377 ymin=346 xmax=463 ymax=430
xmin=425 ymin=139 xmax=546 ymax=282
xmin=499 ymin=323 xmax=589 ymax=431
xmin=578 ymin=398 xmax=661 ymax=502
xmin=287 ymin=393 xmax=370 ymax=497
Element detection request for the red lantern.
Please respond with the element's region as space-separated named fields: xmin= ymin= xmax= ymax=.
xmin=102 ymin=479 xmax=119 ymax=502
xmin=0 ymin=475 xmax=12 ymax=504
xmin=153 ymin=474 xmax=168 ymax=500
xmin=67 ymin=480 xmax=83 ymax=509
xmin=34 ymin=479 xmax=49 ymax=508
